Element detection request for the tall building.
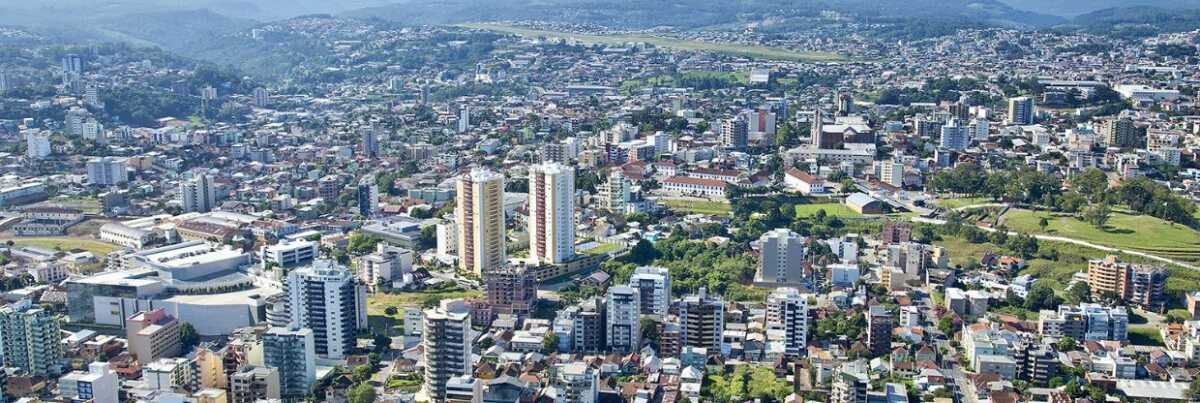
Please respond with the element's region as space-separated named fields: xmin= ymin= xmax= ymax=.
xmin=597 ymin=170 xmax=631 ymax=212
xmin=456 ymin=168 xmax=506 ymax=276
xmin=528 ymin=162 xmax=575 ymax=265
xmin=229 ymin=366 xmax=281 ymax=403
xmin=58 ymin=362 xmax=119 ymax=403
xmin=25 ymin=131 xmax=51 ymax=159
xmin=1097 ymin=116 xmax=1141 ymax=148
xmin=262 ymin=326 xmax=316 ymax=400
xmin=1007 ymin=96 xmax=1035 ymax=125
xmin=836 ymin=93 xmax=854 ymax=116
xmin=253 ymin=87 xmax=270 ymax=108
xmin=86 ymin=157 xmax=128 ymax=186
xmin=0 ymin=301 xmax=63 ymax=377
xmin=876 ymin=158 xmax=904 ymax=188
xmin=881 ymin=221 xmax=911 ymax=245
xmin=356 ymin=178 xmax=379 ymax=217
xmin=423 ymin=300 xmax=472 ymax=403
xmin=830 ymin=369 xmax=869 ymax=403
xmin=606 ymin=286 xmax=640 ymax=353
xmin=481 ymin=267 xmax=538 ymax=322
xmin=458 ymin=106 xmax=470 ymax=133
xmin=554 ymin=363 xmax=598 ymax=403
xmin=361 ymin=125 xmax=379 ymax=158
xmin=809 ymin=109 xmax=827 ymax=149
xmin=939 ymin=118 xmax=970 ymax=151
xmin=866 ymin=306 xmax=893 ymax=357
xmin=1087 ymin=255 xmax=1168 ymax=310
xmin=679 ymin=288 xmax=724 ymax=351
xmin=1039 ymin=303 xmax=1128 ymax=341
xmin=62 ymin=54 xmax=84 ymax=75
xmin=0 ymin=69 xmax=10 ymax=91
xmin=125 ymin=308 xmax=181 ymax=365
xmin=720 ymin=116 xmax=748 ymax=149
xmin=356 ymin=243 xmax=413 ymax=291
xmin=567 ymin=297 xmax=605 ymax=353
xmin=756 ymin=228 xmax=807 ymax=285
xmin=628 ymin=266 xmax=671 ymax=317
xmin=283 ymin=260 xmax=367 ymax=359
xmin=766 ymin=288 xmax=808 ymax=357
xmin=180 ymin=174 xmax=217 ymax=213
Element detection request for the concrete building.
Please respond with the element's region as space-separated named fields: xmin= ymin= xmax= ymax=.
xmin=606 ymin=286 xmax=640 ymax=353
xmin=528 ymin=162 xmax=575 ymax=265
xmin=1097 ymin=116 xmax=1141 ymax=148
xmin=262 ymin=326 xmax=316 ymax=400
xmin=939 ymin=118 xmax=970 ymax=151
xmin=554 ymin=362 xmax=599 ymax=403
xmin=283 ymin=260 xmax=367 ymax=359
xmin=1039 ymin=303 xmax=1128 ymax=341
xmin=756 ymin=228 xmax=807 ymax=285
xmin=0 ymin=300 xmax=63 ymax=377
xmin=58 ymin=362 xmax=118 ymax=403
xmin=767 ymin=288 xmax=809 ymax=358
xmin=357 ymin=179 xmax=379 ymax=217
xmin=567 ymin=298 xmax=605 ymax=353
xmin=480 ymin=267 xmax=537 ymax=322
xmin=628 ymin=266 xmax=671 ymax=317
xmin=180 ymin=173 xmax=217 ymax=213
xmin=679 ymin=288 xmax=724 ymax=351
xmin=260 ymin=239 xmax=318 ymax=270
xmin=867 ymin=306 xmax=893 ymax=357
xmin=229 ymin=366 xmax=281 ymax=403
xmin=1088 ymin=255 xmax=1168 ymax=310
xmin=86 ymin=157 xmax=128 ymax=186
xmin=721 ymin=116 xmax=748 ymax=149
xmin=1007 ymin=96 xmax=1035 ymax=125
xmin=356 ymin=243 xmax=413 ymax=291
xmin=125 ymin=308 xmax=182 ymax=365
xmin=456 ymin=168 xmax=506 ymax=276
xmin=423 ymin=300 xmax=472 ymax=402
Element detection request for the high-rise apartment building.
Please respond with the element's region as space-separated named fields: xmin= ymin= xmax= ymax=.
xmin=1088 ymin=255 xmax=1168 ymax=310
xmin=867 ymin=306 xmax=893 ymax=357
xmin=86 ymin=157 xmax=128 ymax=186
xmin=423 ymin=300 xmax=472 ymax=403
xmin=58 ymin=362 xmax=118 ymax=403
xmin=939 ymin=118 xmax=970 ymax=151
xmin=456 ymin=168 xmax=506 ymax=276
xmin=283 ymin=260 xmax=367 ymax=359
xmin=766 ymin=288 xmax=809 ymax=358
xmin=262 ymin=326 xmax=316 ymax=400
xmin=1097 ymin=116 xmax=1141 ymax=148
xmin=628 ymin=266 xmax=671 ymax=317
xmin=356 ymin=178 xmax=379 ymax=217
xmin=554 ymin=363 xmax=599 ymax=403
xmin=229 ymin=366 xmax=281 ymax=403
xmin=1007 ymin=96 xmax=1035 ymax=125
xmin=0 ymin=301 xmax=63 ymax=377
xmin=756 ymin=228 xmax=807 ymax=285
xmin=180 ymin=173 xmax=217 ymax=213
xmin=481 ymin=267 xmax=538 ymax=322
xmin=606 ymin=286 xmax=640 ymax=353
xmin=721 ymin=116 xmax=748 ymax=149
xmin=679 ymin=288 xmax=724 ymax=351
xmin=528 ymin=162 xmax=575 ymax=265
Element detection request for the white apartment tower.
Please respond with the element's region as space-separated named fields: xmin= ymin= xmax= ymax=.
xmin=767 ymin=287 xmax=810 ymax=358
xmin=423 ymin=300 xmax=472 ymax=402
xmin=606 ymin=285 xmax=641 ymax=353
xmin=528 ymin=162 xmax=575 ymax=265
xmin=628 ymin=266 xmax=671 ymax=316
xmin=456 ymin=168 xmax=506 ymax=276
xmin=283 ymin=260 xmax=367 ymax=359
xmin=180 ymin=173 xmax=217 ymax=213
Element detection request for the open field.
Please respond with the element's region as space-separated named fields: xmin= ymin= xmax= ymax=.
xmin=460 ymin=23 xmax=849 ymax=62
xmin=580 ymin=242 xmax=622 ymax=255
xmin=365 ymin=288 xmax=482 ymax=334
xmin=934 ymin=196 xmax=994 ymax=210
xmin=1003 ymin=209 xmax=1200 ymax=262
xmin=660 ymin=198 xmax=732 ymax=215
xmin=1128 ymin=326 xmax=1165 ymax=346
xmin=794 ymin=203 xmax=862 ymax=219
xmin=1 ymin=237 xmax=121 ymax=255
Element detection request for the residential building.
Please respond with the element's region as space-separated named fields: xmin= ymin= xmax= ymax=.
xmin=1007 ymin=96 xmax=1034 ymax=125
xmin=229 ymin=366 xmax=281 ymax=403
xmin=606 ymin=286 xmax=640 ymax=353
xmin=756 ymin=228 xmax=807 ymax=285
xmin=423 ymin=300 xmax=472 ymax=402
xmin=58 ymin=362 xmax=118 ymax=403
xmin=528 ymin=162 xmax=575 ymax=264
xmin=766 ymin=288 xmax=809 ymax=358
xmin=867 ymin=306 xmax=893 ymax=357
xmin=628 ymin=266 xmax=671 ymax=316
xmin=86 ymin=157 xmax=128 ymax=186
xmin=679 ymin=288 xmax=724 ymax=351
xmin=125 ymin=308 xmax=182 ymax=365
xmin=260 ymin=239 xmax=319 ymax=270
xmin=180 ymin=173 xmax=217 ymax=213
xmin=1039 ymin=303 xmax=1128 ymax=341
xmin=481 ymin=267 xmax=537 ymax=322
xmin=457 ymin=168 xmax=506 ymax=276
xmin=1088 ymin=256 xmax=1168 ymax=310
xmin=721 ymin=116 xmax=748 ymax=149
xmin=283 ymin=260 xmax=368 ymax=359
xmin=0 ymin=300 xmax=63 ymax=377
xmin=356 ymin=243 xmax=413 ymax=291
xmin=554 ymin=363 xmax=598 ymax=403
xmin=262 ymin=326 xmax=316 ymax=400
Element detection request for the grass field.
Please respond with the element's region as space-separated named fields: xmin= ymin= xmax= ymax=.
xmin=580 ymin=242 xmax=622 ymax=255
xmin=365 ymin=288 xmax=483 ymax=334
xmin=934 ymin=235 xmax=1158 ymax=293
xmin=1003 ymin=209 xmax=1200 ymax=262
xmin=460 ymin=23 xmax=849 ymax=62
xmin=1 ymin=237 xmax=121 ymax=255
xmin=660 ymin=198 xmax=732 ymax=215
xmin=934 ymin=196 xmax=994 ymax=210
xmin=1128 ymin=326 xmax=1165 ymax=346
xmin=794 ymin=203 xmax=862 ymax=219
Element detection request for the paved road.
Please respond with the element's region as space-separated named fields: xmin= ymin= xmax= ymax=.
xmin=912 ymin=216 xmax=1200 ymax=272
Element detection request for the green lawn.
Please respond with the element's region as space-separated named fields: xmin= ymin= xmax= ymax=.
xmin=660 ymin=198 xmax=732 ymax=215
xmin=460 ymin=23 xmax=849 ymax=62
xmin=934 ymin=196 xmax=994 ymax=210
xmin=1003 ymin=209 xmax=1200 ymax=262
xmin=934 ymin=235 xmax=1154 ymax=294
xmin=580 ymin=242 xmax=622 ymax=255
xmin=794 ymin=203 xmax=862 ymax=219
xmin=1128 ymin=326 xmax=1165 ymax=346
xmin=366 ymin=289 xmax=483 ymax=316
xmin=2 ymin=237 xmax=121 ymax=255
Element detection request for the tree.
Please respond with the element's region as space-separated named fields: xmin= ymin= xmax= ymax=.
xmin=372 ymin=334 xmax=391 ymax=353
xmin=626 ymin=239 xmax=659 ymax=265
xmin=1056 ymin=337 xmax=1078 ymax=352
xmin=352 ymin=364 xmax=373 ymax=383
xmin=937 ymin=315 xmax=955 ymax=335
xmin=179 ymin=322 xmax=200 ymax=351
xmin=347 ymin=382 xmax=377 ymax=403
xmin=1064 ymin=282 xmax=1091 ymax=305
xmin=1083 ymin=203 xmax=1111 ymax=228
xmin=1037 ymin=217 xmax=1049 ymax=232
xmin=541 ymin=332 xmax=560 ymax=354
xmin=384 ymin=306 xmax=399 ymax=316
xmin=1023 ymin=284 xmax=1062 ymax=311
xmin=1071 ymin=168 xmax=1109 ymax=203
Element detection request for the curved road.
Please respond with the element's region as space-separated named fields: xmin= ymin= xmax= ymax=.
xmin=912 ymin=216 xmax=1200 ymax=272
